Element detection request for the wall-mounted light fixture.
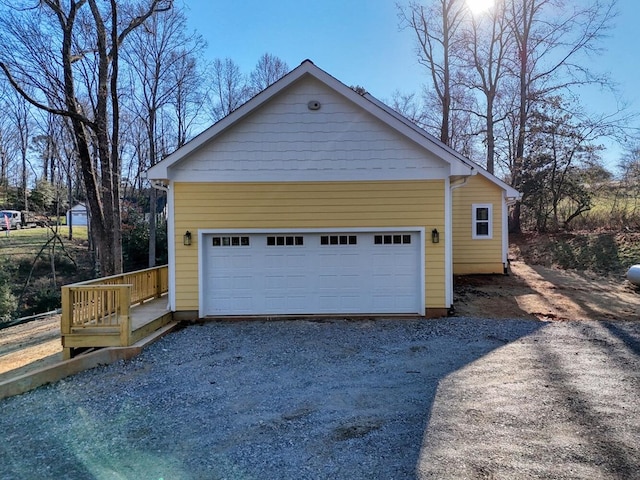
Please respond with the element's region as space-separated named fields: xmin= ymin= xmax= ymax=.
xmin=431 ymin=228 xmax=440 ymax=244
xmin=183 ymin=231 xmax=192 ymax=246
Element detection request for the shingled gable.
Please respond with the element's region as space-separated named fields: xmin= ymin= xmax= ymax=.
xmin=147 ymin=59 xmax=476 ymax=182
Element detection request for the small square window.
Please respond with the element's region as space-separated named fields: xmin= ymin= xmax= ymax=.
xmin=330 ymin=236 xmax=338 ymax=245
xmin=393 ymin=235 xmax=401 ymax=244
xmin=286 ymin=236 xmax=294 ymax=246
xmin=383 ymin=235 xmax=392 ymax=244
xmin=276 ymin=236 xmax=285 ymax=246
xmin=222 ymin=237 xmax=230 ymax=246
xmin=402 ymin=235 xmax=411 ymax=244
xmin=321 ymin=236 xmax=328 ymax=245
xmin=231 ymin=236 xmax=240 ymax=246
xmin=267 ymin=236 xmax=275 ymax=246
xmin=295 ymin=236 xmax=304 ymax=245
xmin=374 ymin=235 xmax=382 ymax=245
xmin=212 ymin=237 xmax=221 ymax=246
xmin=348 ymin=235 xmax=357 ymax=245
xmin=241 ymin=237 xmax=250 ymax=246
xmin=339 ymin=235 xmax=348 ymax=245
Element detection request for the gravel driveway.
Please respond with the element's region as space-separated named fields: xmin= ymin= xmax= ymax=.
xmin=1 ymin=318 xmax=639 ymax=479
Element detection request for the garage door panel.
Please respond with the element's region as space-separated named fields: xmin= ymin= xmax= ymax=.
xmin=203 ymin=231 xmax=422 ymax=315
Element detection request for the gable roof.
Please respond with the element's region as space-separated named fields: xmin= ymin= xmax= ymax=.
xmin=147 ymin=59 xmax=518 ymax=200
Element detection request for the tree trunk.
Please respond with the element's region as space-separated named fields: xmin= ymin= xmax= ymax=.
xmin=147 ymin=106 xmax=157 ymax=268
xmin=509 ymin=201 xmax=522 ymax=234
xmin=486 ymin=95 xmax=495 ymax=174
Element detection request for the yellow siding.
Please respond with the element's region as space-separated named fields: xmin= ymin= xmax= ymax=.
xmin=173 ymin=180 xmax=446 ymax=312
xmin=452 ymin=175 xmax=504 ymax=274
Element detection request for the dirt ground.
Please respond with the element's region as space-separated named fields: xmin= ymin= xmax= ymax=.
xmin=0 ymin=316 xmax=62 ymax=381
xmin=454 ymin=236 xmax=640 ymax=322
xmin=454 ymin=259 xmax=640 ymax=322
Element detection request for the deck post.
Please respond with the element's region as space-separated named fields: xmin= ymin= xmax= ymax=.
xmin=61 ymin=286 xmax=71 ymax=336
xmin=119 ymin=286 xmax=132 ymax=346
xmin=61 ymin=286 xmax=72 ymax=359
xmin=155 ymin=267 xmax=162 ymax=299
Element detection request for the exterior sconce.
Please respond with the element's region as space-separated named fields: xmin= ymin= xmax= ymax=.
xmin=183 ymin=231 xmax=192 ymax=246
xmin=431 ymin=228 xmax=440 ymax=244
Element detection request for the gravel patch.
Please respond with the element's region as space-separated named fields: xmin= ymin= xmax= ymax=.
xmin=1 ymin=317 xmax=639 ymax=479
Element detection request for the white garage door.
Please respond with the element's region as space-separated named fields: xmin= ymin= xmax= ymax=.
xmin=202 ymin=231 xmax=422 ymax=316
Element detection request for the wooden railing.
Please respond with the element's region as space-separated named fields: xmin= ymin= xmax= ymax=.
xmin=61 ymin=265 xmax=168 ymax=346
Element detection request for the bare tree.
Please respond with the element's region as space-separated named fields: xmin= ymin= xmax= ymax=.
xmin=123 ymin=5 xmax=205 ymax=267
xmin=249 ymin=53 xmax=289 ymax=95
xmin=4 ymin=89 xmax=33 ymax=210
xmin=170 ymin=52 xmax=208 ymax=149
xmin=209 ymin=57 xmax=250 ymax=122
xmin=460 ymin=1 xmax=512 ymax=173
xmin=0 ymin=0 xmax=172 ymax=276
xmin=398 ymin=0 xmax=468 ymax=146
xmin=388 ymin=90 xmax=429 ymax=128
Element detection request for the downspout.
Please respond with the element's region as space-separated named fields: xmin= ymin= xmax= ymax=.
xmin=446 ymin=172 xmax=473 ymax=313
xmin=150 ymin=180 xmax=168 ymax=193
xmin=450 ymin=176 xmax=469 ymax=191
xmin=150 ymin=179 xmax=172 ymax=310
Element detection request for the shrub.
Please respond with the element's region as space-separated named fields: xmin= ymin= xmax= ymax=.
xmin=0 ymin=261 xmax=17 ymax=323
xmin=122 ymin=205 xmax=167 ymax=272
xmin=0 ymin=281 xmax=17 ymax=323
xmin=21 ymin=277 xmax=61 ymax=316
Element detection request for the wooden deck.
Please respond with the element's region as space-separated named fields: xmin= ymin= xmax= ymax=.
xmin=61 ymin=266 xmax=172 ymax=359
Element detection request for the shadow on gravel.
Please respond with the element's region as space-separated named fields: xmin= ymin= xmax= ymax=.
xmin=0 ymin=318 xmax=544 ymax=479
xmin=531 ymin=322 xmax=640 ymax=479
xmin=603 ymin=321 xmax=640 ymax=356
xmin=416 ymin=320 xmax=640 ymax=479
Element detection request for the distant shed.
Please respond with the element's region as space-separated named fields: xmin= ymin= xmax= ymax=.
xmin=66 ymin=203 xmax=88 ymax=227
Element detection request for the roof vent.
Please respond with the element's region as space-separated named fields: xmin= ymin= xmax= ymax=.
xmin=307 ymin=100 xmax=321 ymax=111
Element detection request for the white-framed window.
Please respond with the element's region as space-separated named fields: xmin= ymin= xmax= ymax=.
xmin=472 ymin=204 xmax=493 ymax=239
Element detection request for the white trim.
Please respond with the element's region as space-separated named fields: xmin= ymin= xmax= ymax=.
xmin=418 ymin=230 xmax=426 ymax=315
xmin=166 ymin=182 xmax=176 ymax=311
xmin=197 ymin=227 xmax=426 ymax=317
xmin=472 ymin=203 xmax=493 ymax=240
xmin=502 ymin=197 xmax=509 ymax=266
xmin=197 ymin=229 xmax=205 ymax=318
xmin=170 ymin=167 xmax=450 ymax=183
xmin=444 ymin=177 xmax=453 ymax=307
xmin=197 ymin=226 xmax=425 ymax=235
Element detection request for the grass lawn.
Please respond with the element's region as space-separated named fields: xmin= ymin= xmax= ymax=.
xmin=0 ymin=226 xmax=88 ymax=259
xmin=0 ymin=226 xmax=92 ymax=317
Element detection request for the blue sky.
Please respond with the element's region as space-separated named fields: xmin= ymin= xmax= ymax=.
xmin=183 ymin=0 xmax=639 ymax=168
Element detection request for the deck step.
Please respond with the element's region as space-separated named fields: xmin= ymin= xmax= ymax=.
xmin=69 ymin=327 xmax=120 ymax=335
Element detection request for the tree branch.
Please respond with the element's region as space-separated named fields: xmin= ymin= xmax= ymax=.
xmin=0 ymin=62 xmax=94 ymax=127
